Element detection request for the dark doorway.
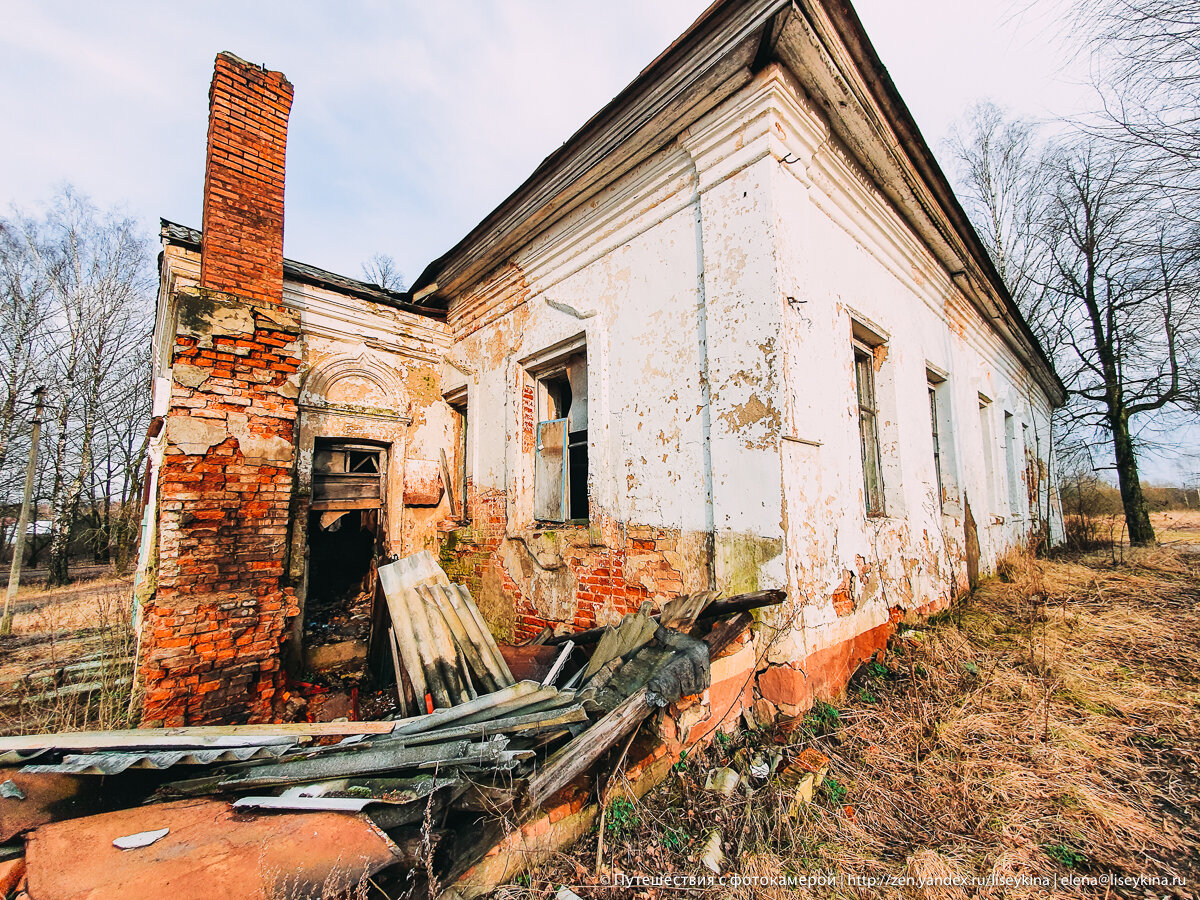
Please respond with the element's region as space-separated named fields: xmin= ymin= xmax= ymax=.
xmin=302 ymin=439 xmax=387 ymax=683
xmin=304 ymin=508 xmax=379 ymax=649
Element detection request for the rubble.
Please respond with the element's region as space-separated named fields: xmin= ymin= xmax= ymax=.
xmin=0 ymin=554 xmax=784 ymax=897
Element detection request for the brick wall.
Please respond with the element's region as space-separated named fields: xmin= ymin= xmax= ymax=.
xmin=200 ymin=53 xmax=293 ymax=307
xmin=439 ymin=481 xmax=700 ymax=644
xmin=140 ymin=300 xmax=302 ymax=726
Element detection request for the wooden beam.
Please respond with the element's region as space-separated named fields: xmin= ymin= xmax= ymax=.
xmin=441 ymin=612 xmax=755 ymax=886
xmin=545 ymin=589 xmax=784 ymax=646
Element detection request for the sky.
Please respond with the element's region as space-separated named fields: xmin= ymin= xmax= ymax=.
xmin=0 ymin=0 xmax=1189 ymax=482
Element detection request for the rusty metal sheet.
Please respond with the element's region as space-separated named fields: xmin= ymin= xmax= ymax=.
xmin=402 ymin=458 xmax=443 ymax=506
xmin=24 ymin=798 xmax=403 ymax=900
xmin=0 ymin=767 xmax=93 ymax=842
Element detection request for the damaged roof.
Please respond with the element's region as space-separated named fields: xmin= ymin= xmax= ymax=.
xmin=404 ymin=0 xmax=1065 ymax=405
xmin=159 ymin=220 xmax=442 ymax=319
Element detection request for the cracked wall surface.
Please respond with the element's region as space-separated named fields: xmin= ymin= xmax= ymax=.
xmin=435 ymin=64 xmax=1061 ymax=715
xmin=137 ymin=51 xmax=1061 ymax=728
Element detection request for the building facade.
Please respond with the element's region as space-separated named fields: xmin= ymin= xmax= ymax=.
xmin=135 ymin=0 xmax=1063 ymax=727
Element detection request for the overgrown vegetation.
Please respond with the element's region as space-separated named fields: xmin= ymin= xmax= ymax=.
xmin=497 ymin=543 xmax=1200 ymax=898
xmin=1061 ymin=474 xmax=1200 ymax=551
xmin=0 ymin=577 xmax=138 ymax=735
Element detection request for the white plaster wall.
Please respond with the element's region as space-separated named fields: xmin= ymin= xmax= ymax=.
xmin=444 ymin=148 xmax=716 ymax=538
xmin=443 ymin=84 xmax=798 ymax=601
xmin=440 ymin=62 xmax=1060 ymax=656
xmin=758 ymin=66 xmax=1060 ymax=662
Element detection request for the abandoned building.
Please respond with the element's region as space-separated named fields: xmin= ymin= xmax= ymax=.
xmin=133 ymin=0 xmax=1065 ymax=729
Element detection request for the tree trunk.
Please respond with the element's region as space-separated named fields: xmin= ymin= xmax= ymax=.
xmin=45 ymin=392 xmax=73 ymax=586
xmin=1110 ymin=410 xmax=1155 ymax=546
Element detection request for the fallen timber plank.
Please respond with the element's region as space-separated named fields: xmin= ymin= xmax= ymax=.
xmin=442 ymin=612 xmax=755 ymax=887
xmin=451 ymin=688 xmax=574 ymax=727
xmin=541 ymin=639 xmax=574 ymax=687
xmin=213 ymin=736 xmax=515 ymax=791
xmin=544 ymin=589 xmax=784 ymax=646
xmin=397 ymin=704 xmax=587 ymax=746
xmin=391 ymin=681 xmax=543 ymax=736
xmin=0 ymin=722 xmax=395 ymax=755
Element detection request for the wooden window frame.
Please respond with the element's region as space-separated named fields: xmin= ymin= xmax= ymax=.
xmin=854 ymin=339 xmax=886 ymax=518
xmin=527 ymin=341 xmax=588 ymax=525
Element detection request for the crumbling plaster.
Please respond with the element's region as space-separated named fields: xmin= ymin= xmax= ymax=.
xmin=438 ymin=63 xmax=1060 ymax=678
xmin=138 ymin=243 xmax=457 ymax=637
xmin=761 ymin=64 xmax=1062 ymax=671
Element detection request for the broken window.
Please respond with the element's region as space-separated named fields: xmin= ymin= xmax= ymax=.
xmin=929 ymin=385 xmax=944 ymax=510
xmin=531 ymin=349 xmax=588 ymax=523
xmin=854 ymin=341 xmax=885 ymax=517
xmin=978 ymin=396 xmax=998 ymax=514
xmin=1004 ymin=411 xmax=1021 ymax=516
xmin=312 ymin=442 xmax=385 ymax=506
xmin=445 ymin=388 xmax=469 ymax=522
xmin=926 ymin=368 xmax=952 ymax=512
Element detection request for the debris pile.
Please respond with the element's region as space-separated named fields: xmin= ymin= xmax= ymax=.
xmin=0 ymin=553 xmax=783 ymax=898
xmin=377 ymin=552 xmax=517 ymax=716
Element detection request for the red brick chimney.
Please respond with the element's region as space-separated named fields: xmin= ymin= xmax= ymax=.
xmin=200 ymin=52 xmax=293 ymax=306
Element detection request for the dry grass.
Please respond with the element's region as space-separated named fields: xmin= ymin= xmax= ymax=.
xmin=499 ymin=547 xmax=1200 ymax=899
xmin=0 ymin=576 xmax=138 ymax=735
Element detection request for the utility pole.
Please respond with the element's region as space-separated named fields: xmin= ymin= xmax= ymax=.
xmin=2 ymin=386 xmax=46 ymax=635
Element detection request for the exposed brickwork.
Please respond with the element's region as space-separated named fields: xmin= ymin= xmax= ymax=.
xmin=439 ymin=481 xmax=508 ymax=598
xmin=200 ymin=53 xmax=293 ymax=307
xmin=140 ymin=53 xmax=300 ymax=727
xmin=520 ymin=380 xmax=535 ymax=454
xmin=439 ymin=480 xmax=696 ymax=644
xmin=140 ymin=300 xmax=302 ymax=726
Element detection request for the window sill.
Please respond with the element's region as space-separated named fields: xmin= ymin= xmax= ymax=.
xmin=865 ymin=512 xmax=902 ymax=523
xmin=531 ymin=519 xmax=591 ymax=530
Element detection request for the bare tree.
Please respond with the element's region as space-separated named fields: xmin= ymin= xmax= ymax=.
xmin=950 ymin=101 xmax=1199 ymax=546
xmin=362 ymin=253 xmax=406 ymax=292
xmin=947 ymin=102 xmax=1049 ymax=314
xmin=0 ymin=217 xmax=55 ymax=558
xmin=1038 ymin=141 xmax=1198 ymax=545
xmin=0 ymin=188 xmax=153 ymax=583
xmin=1074 ymin=0 xmax=1200 ymax=192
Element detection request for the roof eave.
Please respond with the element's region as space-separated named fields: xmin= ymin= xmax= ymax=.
xmin=783 ymin=0 xmax=1066 ymax=406
xmin=405 ymin=0 xmax=789 ymax=308
xmin=159 ymin=219 xmax=444 ymax=321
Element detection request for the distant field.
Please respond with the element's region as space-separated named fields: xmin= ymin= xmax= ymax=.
xmin=1153 ymin=509 xmax=1200 ymax=546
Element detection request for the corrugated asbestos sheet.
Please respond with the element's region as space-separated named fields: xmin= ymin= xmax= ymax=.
xmin=20 ymin=744 xmax=296 ymax=775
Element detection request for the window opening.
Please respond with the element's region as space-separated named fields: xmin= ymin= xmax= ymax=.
xmin=929 ymin=385 xmax=944 ymax=511
xmin=1004 ymin=412 xmax=1021 ymax=515
xmin=533 ymin=351 xmax=588 ymax=522
xmin=854 ymin=342 xmax=885 ymax=517
xmin=978 ymin=397 xmax=997 ymax=513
